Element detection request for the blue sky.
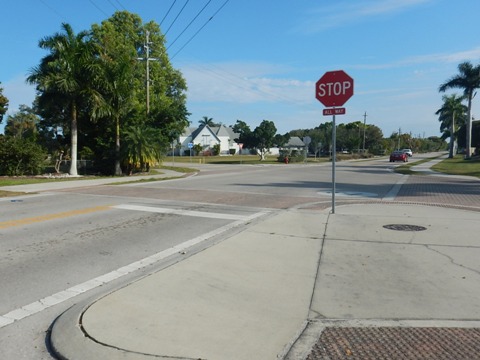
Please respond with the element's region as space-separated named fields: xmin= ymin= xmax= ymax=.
xmin=1 ymin=0 xmax=480 ymax=138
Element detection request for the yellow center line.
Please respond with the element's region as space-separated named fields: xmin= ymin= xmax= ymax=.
xmin=0 ymin=205 xmax=112 ymax=229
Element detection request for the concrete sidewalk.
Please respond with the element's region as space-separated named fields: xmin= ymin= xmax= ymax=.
xmin=49 ymin=202 xmax=480 ymax=359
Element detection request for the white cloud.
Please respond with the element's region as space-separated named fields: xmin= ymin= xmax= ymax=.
xmin=295 ymin=0 xmax=433 ymax=33
xmin=351 ymin=47 xmax=480 ymax=70
xmin=180 ymin=61 xmax=313 ymax=105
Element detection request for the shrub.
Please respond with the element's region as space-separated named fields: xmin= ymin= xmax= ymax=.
xmin=278 ymin=149 xmax=304 ymax=163
xmin=0 ymin=137 xmax=48 ymax=175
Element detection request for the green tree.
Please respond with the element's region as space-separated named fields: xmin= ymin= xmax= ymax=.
xmin=27 ymin=23 xmax=98 ymax=176
xmin=212 ymin=143 xmax=221 ymax=155
xmin=122 ymin=125 xmax=163 ymax=173
xmin=435 ymin=94 xmax=466 ymax=158
xmin=91 ymin=29 xmax=137 ymax=174
xmin=0 ymin=137 xmax=47 ymax=176
xmin=90 ymin=13 xmax=141 ymax=175
xmin=317 ymin=122 xmax=333 ymax=155
xmin=306 ymin=128 xmax=324 ymax=157
xmin=4 ymin=105 xmax=39 ymax=140
xmin=273 ymin=133 xmax=290 ymax=148
xmin=90 ymin=11 xmax=188 ymax=173
xmin=364 ymin=124 xmax=384 ymax=154
xmin=439 ymin=61 xmax=480 ymax=159
xmin=232 ymin=120 xmax=254 ymax=149
xmin=252 ymin=120 xmax=277 ymax=160
xmin=0 ymin=82 xmax=8 ymax=124
xmin=193 ymin=143 xmax=203 ymax=156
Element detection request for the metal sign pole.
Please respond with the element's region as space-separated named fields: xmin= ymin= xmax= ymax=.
xmin=315 ymin=70 xmax=354 ymax=215
xmin=332 ymin=112 xmax=336 ymax=214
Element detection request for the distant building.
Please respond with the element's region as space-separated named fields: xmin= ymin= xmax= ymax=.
xmin=268 ymin=136 xmax=306 ymax=155
xmin=176 ymin=126 xmax=306 ymax=157
xmin=177 ymin=124 xmax=240 ymax=155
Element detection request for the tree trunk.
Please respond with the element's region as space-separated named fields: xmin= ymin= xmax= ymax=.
xmin=448 ymin=112 xmax=455 ymax=158
xmin=259 ymin=149 xmax=265 ymax=161
xmin=69 ymin=102 xmax=78 ymax=176
xmin=114 ymin=116 xmax=122 ymax=175
xmin=466 ymin=95 xmax=473 ymax=159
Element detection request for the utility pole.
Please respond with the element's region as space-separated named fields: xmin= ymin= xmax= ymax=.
xmin=397 ymin=127 xmax=402 ymax=150
xmin=362 ymin=111 xmax=367 ymax=153
xmin=137 ymin=31 xmax=159 ymax=115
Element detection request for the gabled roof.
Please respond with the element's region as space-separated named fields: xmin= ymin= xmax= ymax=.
xmin=181 ymin=124 xmax=239 ymax=141
xmin=190 ymin=125 xmax=221 ymax=143
xmin=286 ymin=136 xmax=306 ymax=147
xmin=212 ymin=125 xmax=239 ymax=140
xmin=181 ymin=127 xmax=197 ymax=137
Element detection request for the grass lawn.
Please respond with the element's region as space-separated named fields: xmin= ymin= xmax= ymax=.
xmin=394 ymin=157 xmax=438 ymax=175
xmin=0 ymin=167 xmax=198 ymax=198
xmin=431 ymin=155 xmax=480 ymax=178
xmin=394 ymin=154 xmax=480 ymax=178
xmin=168 ymin=154 xmax=334 ymax=165
xmin=169 ymin=154 xmax=284 ymax=165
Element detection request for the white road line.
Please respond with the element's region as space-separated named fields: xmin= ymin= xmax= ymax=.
xmin=383 ymin=174 xmax=409 ymax=201
xmin=0 ymin=210 xmax=269 ymax=328
xmin=113 ymin=204 xmax=249 ymax=220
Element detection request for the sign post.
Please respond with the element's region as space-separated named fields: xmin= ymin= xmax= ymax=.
xmin=188 ymin=142 xmax=193 ymax=162
xmin=315 ymin=70 xmax=354 ymax=214
xmin=238 ymin=143 xmax=243 ymax=164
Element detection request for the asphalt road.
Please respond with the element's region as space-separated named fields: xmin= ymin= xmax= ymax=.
xmin=1 ymin=153 xmax=476 ymax=359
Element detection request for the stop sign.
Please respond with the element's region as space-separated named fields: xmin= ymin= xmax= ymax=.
xmin=316 ymin=70 xmax=354 ymax=107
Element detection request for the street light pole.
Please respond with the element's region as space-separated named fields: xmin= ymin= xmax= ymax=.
xmin=362 ymin=111 xmax=367 ymax=153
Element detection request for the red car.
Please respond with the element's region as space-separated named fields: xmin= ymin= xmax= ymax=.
xmin=390 ymin=150 xmax=408 ymax=162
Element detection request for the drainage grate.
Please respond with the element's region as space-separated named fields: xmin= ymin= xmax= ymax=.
xmin=307 ymin=327 xmax=480 ymax=360
xmin=383 ymin=224 xmax=427 ymax=231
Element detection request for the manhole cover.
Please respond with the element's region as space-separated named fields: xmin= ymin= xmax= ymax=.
xmin=383 ymin=224 xmax=427 ymax=231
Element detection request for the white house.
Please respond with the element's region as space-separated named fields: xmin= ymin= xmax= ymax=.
xmin=176 ymin=126 xmax=305 ymax=157
xmin=177 ymin=124 xmax=240 ymax=156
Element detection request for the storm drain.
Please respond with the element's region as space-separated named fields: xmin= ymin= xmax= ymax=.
xmin=383 ymin=224 xmax=427 ymax=231
xmin=306 ymin=327 xmax=480 ymax=360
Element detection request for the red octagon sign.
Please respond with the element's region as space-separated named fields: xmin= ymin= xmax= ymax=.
xmin=316 ymin=70 xmax=354 ymax=107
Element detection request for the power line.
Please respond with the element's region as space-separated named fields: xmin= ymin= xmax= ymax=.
xmin=88 ymin=0 xmax=109 ymax=17
xmin=164 ymin=0 xmax=190 ymax=36
xmin=105 ymin=0 xmax=120 ymax=11
xmin=171 ymin=0 xmax=230 ymax=59
xmin=38 ymin=0 xmax=65 ymax=21
xmin=186 ymin=61 xmax=312 ymax=108
xmin=166 ymin=0 xmax=212 ymax=51
xmin=160 ymin=0 xmax=177 ymax=26
xmin=114 ymin=0 xmax=127 ymax=10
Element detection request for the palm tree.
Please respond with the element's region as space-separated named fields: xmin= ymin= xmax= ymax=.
xmin=92 ymin=51 xmax=136 ymax=175
xmin=435 ymin=94 xmax=466 ymax=158
xmin=27 ymin=23 xmax=98 ymax=175
xmin=439 ymin=61 xmax=480 ymax=159
xmin=198 ymin=116 xmax=215 ymax=127
xmin=122 ymin=125 xmax=162 ymax=173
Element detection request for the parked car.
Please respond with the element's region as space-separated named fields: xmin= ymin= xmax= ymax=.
xmin=390 ymin=150 xmax=408 ymax=162
xmin=402 ymin=148 xmax=413 ymax=157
